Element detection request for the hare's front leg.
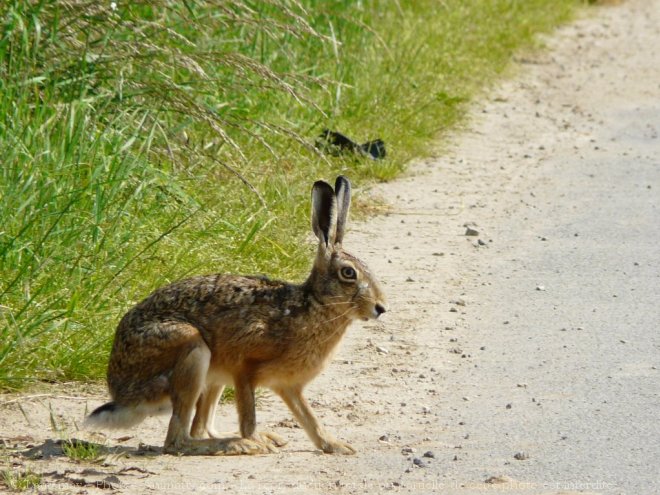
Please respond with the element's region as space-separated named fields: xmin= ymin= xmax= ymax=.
xmin=234 ymin=375 xmax=287 ymax=452
xmin=275 ymin=385 xmax=356 ymax=455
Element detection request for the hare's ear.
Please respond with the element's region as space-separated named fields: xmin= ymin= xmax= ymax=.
xmin=311 ymin=180 xmax=337 ymax=248
xmin=334 ymin=176 xmax=351 ymax=245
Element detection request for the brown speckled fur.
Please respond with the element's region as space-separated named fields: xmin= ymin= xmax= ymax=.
xmin=87 ymin=177 xmax=386 ymax=456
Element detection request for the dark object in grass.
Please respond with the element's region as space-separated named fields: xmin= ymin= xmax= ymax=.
xmin=317 ymin=129 xmax=386 ymax=160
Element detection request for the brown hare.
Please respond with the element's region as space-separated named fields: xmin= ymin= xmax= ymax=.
xmin=86 ymin=176 xmax=386 ymax=455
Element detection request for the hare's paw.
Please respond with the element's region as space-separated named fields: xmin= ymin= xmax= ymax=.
xmin=190 ymin=429 xmax=229 ymax=441
xmin=219 ymin=438 xmax=273 ymax=456
xmin=254 ymin=431 xmax=288 ymax=448
xmin=242 ymin=432 xmax=285 ymax=454
xmin=165 ymin=437 xmax=272 ymax=456
xmin=321 ymin=438 xmax=356 ymax=455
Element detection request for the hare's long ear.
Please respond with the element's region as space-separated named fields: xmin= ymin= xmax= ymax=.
xmin=334 ymin=176 xmax=351 ymax=245
xmin=311 ymin=180 xmax=337 ymax=248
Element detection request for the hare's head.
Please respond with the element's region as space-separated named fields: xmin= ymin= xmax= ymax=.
xmin=309 ymin=176 xmax=386 ymax=321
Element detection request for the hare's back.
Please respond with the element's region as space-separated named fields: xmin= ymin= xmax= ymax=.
xmin=119 ymin=273 xmax=297 ymax=328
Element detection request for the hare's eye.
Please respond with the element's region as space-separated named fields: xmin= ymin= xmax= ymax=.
xmin=339 ymin=266 xmax=357 ymax=281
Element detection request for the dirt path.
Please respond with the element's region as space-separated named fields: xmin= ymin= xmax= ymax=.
xmin=2 ymin=1 xmax=659 ymax=493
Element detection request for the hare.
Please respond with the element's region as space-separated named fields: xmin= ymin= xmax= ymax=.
xmin=86 ymin=176 xmax=386 ymax=455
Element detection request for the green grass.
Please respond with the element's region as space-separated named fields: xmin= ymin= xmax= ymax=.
xmin=62 ymin=439 xmax=102 ymax=462
xmin=1 ymin=468 xmax=41 ymax=492
xmin=0 ymin=0 xmax=584 ymax=390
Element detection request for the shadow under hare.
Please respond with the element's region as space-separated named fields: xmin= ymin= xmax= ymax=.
xmin=86 ymin=176 xmax=386 ymax=455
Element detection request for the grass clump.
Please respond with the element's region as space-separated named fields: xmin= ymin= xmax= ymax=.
xmin=62 ymin=439 xmax=101 ymax=462
xmin=1 ymin=0 xmax=582 ymax=390
xmin=1 ymin=468 xmax=42 ymax=492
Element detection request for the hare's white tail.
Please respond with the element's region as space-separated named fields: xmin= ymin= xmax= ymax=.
xmin=85 ymin=401 xmax=171 ymax=430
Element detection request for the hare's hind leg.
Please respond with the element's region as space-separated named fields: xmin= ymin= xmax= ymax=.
xmin=190 ymin=383 xmax=225 ymax=439
xmin=163 ymin=333 xmax=212 ymax=453
xmin=163 ymin=336 xmax=270 ymax=456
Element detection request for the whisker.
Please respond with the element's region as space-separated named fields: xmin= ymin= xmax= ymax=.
xmin=314 ymin=306 xmax=359 ymax=346
xmin=319 ymin=301 xmax=352 ymax=307
xmin=323 ymin=307 xmax=355 ymax=324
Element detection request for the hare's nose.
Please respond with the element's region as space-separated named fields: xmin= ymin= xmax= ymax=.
xmin=375 ymin=304 xmax=386 ymax=317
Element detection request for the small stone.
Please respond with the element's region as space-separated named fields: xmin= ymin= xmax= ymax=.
xmin=401 ymin=447 xmax=415 ymax=455
xmin=465 ymin=227 xmax=479 ymax=236
xmin=413 ymin=457 xmax=426 ymax=468
xmin=485 ymin=476 xmax=510 ymax=484
xmin=379 ymin=434 xmax=389 ymax=442
xmin=514 ymin=451 xmax=529 ymax=460
xmin=376 ymin=346 xmax=389 ymax=354
xmin=505 ymin=403 xmax=512 ymax=409
xmin=536 ymin=285 xmax=546 ymax=291
xmin=102 ymin=476 xmax=121 ymax=488
xmin=478 ymin=239 xmax=487 ymax=246
xmin=449 ymin=307 xmax=458 ymax=313
xmin=423 ymin=451 xmax=435 ymax=458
